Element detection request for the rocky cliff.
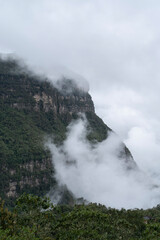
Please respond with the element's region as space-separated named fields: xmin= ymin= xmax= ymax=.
xmin=0 ymin=58 xmax=135 ymax=207
xmin=1 ymin=74 xmax=94 ymax=115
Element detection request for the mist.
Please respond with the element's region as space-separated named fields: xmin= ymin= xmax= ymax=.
xmin=47 ymin=116 xmax=160 ymax=209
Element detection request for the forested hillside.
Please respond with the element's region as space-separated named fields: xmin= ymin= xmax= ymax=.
xmin=0 ymin=58 xmax=134 ymax=207
xmin=1 ymin=193 xmax=160 ymax=239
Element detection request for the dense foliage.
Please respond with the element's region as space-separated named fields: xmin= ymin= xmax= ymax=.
xmin=1 ymin=194 xmax=160 ymax=239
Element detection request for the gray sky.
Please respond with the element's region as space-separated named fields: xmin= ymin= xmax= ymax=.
xmin=1 ymin=0 xmax=160 ymax=207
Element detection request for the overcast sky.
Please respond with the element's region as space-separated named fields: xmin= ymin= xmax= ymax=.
xmin=1 ymin=0 xmax=160 ymax=205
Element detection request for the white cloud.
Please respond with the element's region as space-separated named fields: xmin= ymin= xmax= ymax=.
xmin=47 ymin=118 xmax=160 ymax=209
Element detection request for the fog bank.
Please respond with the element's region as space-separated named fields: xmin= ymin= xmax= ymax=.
xmin=47 ymin=117 xmax=160 ymax=209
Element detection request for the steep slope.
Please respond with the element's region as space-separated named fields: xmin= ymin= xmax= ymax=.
xmin=0 ymin=58 xmax=135 ymax=206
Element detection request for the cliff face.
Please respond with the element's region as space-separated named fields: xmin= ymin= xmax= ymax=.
xmin=0 ymin=60 xmax=135 ymax=206
xmin=1 ymin=74 xmax=94 ymax=114
xmin=6 ymin=158 xmax=52 ymax=198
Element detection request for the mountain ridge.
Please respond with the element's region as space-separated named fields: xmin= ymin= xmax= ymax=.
xmin=0 ymin=58 xmax=135 ymax=207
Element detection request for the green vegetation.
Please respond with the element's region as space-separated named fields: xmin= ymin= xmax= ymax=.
xmin=0 ymin=104 xmax=57 ymax=207
xmin=1 ymin=193 xmax=160 ymax=239
xmin=86 ymin=112 xmax=111 ymax=142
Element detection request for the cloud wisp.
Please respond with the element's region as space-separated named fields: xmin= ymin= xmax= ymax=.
xmin=47 ymin=116 xmax=160 ymax=209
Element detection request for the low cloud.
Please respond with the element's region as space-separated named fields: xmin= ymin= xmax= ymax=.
xmin=54 ymin=76 xmax=89 ymax=95
xmin=47 ymin=116 xmax=160 ymax=209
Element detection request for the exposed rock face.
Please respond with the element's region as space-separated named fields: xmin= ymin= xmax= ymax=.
xmin=7 ymin=182 xmax=17 ymax=197
xmin=0 ymin=74 xmax=95 ymax=117
xmin=4 ymin=158 xmax=53 ymax=199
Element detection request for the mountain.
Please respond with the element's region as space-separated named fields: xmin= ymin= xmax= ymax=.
xmin=0 ymin=58 xmax=135 ymax=207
